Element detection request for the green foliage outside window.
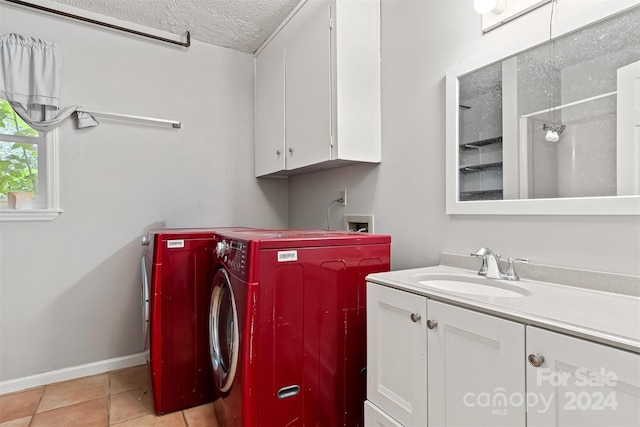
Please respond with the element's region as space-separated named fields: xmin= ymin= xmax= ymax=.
xmin=0 ymin=99 xmax=39 ymax=199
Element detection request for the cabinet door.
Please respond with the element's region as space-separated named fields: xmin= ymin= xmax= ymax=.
xmin=427 ymin=300 xmax=525 ymax=427
xmin=364 ymin=400 xmax=403 ymax=427
xmin=366 ymin=283 xmax=427 ymax=427
xmin=526 ymin=326 xmax=640 ymax=427
xmin=255 ymin=35 xmax=285 ymax=177
xmin=284 ymin=0 xmax=332 ymax=170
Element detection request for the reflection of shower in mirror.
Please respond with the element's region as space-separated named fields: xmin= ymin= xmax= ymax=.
xmin=542 ymin=123 xmax=565 ymax=142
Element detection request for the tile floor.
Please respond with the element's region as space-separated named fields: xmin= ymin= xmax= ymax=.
xmin=0 ymin=364 xmax=219 ymax=427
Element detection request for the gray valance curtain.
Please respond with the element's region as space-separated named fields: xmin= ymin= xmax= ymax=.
xmin=0 ymin=33 xmax=98 ymax=130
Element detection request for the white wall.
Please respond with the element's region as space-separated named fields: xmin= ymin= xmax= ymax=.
xmin=0 ymin=4 xmax=288 ymax=381
xmin=288 ymin=0 xmax=640 ymax=276
xmin=2 ymin=0 xmax=638 ymax=385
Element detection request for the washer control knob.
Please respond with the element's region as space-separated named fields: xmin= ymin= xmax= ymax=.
xmin=216 ymin=240 xmax=228 ymax=257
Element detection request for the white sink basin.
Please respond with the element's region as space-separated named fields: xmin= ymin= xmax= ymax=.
xmin=414 ymin=274 xmax=530 ymax=298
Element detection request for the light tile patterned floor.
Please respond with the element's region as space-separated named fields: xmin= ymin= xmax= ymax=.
xmin=0 ymin=365 xmax=219 ymax=427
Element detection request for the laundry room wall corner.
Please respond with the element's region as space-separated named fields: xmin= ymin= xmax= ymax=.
xmin=0 ymin=3 xmax=287 ymax=384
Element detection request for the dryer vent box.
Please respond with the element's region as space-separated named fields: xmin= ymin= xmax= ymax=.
xmin=344 ymin=214 xmax=374 ymax=233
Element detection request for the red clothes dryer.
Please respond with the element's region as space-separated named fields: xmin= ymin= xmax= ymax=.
xmin=142 ymin=228 xmax=243 ymax=414
xmin=208 ymin=229 xmax=391 ymax=427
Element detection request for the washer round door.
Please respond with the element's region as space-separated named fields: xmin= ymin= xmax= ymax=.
xmin=209 ymin=268 xmax=239 ymax=393
xmin=140 ymin=256 xmax=150 ymax=350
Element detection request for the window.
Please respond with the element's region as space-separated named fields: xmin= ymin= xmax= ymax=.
xmin=0 ymin=98 xmax=60 ymax=221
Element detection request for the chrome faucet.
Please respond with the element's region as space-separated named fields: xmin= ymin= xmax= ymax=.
xmin=471 ymin=247 xmax=503 ymax=279
xmin=471 ymin=247 xmax=528 ymax=281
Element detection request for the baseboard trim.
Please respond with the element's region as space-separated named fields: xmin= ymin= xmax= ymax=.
xmin=0 ymin=352 xmax=148 ymax=395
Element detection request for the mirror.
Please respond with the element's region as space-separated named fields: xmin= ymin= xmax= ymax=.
xmin=446 ymin=3 xmax=640 ymax=215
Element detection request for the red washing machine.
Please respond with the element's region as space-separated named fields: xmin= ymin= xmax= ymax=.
xmin=208 ymin=229 xmax=391 ymax=427
xmin=142 ymin=228 xmax=248 ymax=414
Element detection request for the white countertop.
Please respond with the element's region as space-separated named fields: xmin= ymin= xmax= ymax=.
xmin=366 ymin=266 xmax=640 ymax=353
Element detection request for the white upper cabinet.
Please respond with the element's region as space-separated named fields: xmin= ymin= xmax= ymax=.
xmin=254 ymin=33 xmax=285 ymax=177
xmin=283 ymin=0 xmax=332 ymax=171
xmin=254 ymin=0 xmax=381 ymax=178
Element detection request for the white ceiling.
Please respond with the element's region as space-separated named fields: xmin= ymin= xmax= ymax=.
xmin=48 ymin=0 xmax=302 ymax=53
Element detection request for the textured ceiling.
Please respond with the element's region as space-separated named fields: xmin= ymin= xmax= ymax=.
xmin=48 ymin=0 xmax=302 ymax=53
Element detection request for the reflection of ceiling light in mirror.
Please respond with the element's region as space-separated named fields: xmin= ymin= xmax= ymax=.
xmin=545 ymin=130 xmax=559 ymax=142
xmin=474 ymin=0 xmax=507 ymax=15
xmin=543 ymin=123 xmax=566 ymax=142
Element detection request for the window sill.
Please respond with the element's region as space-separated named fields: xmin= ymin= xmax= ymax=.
xmin=0 ymin=209 xmax=62 ymax=222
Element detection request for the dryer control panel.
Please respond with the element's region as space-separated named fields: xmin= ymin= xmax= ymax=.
xmin=216 ymin=239 xmax=248 ymax=279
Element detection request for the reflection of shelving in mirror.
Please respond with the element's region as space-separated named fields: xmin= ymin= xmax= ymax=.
xmin=458 ymin=136 xmax=504 ymax=201
xmin=460 ymin=189 xmax=503 ymax=201
xmin=460 ymin=136 xmax=503 ymax=168
xmin=460 ymin=136 xmax=502 ymax=149
xmin=458 ymin=59 xmax=504 ymax=202
xmin=460 ymin=161 xmax=503 ymax=172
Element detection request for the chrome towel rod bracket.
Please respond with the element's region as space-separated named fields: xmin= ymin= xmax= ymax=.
xmin=4 ymin=0 xmax=191 ymax=48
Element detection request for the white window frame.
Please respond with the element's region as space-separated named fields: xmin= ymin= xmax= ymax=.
xmin=0 ymin=129 xmax=61 ymax=222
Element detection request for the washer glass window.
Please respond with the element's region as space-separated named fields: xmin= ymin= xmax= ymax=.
xmin=209 ymin=269 xmax=239 ymax=392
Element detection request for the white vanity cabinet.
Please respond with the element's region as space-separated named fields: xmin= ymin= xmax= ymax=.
xmin=364 ymin=400 xmax=404 ymax=427
xmin=427 ymin=300 xmax=526 ymax=427
xmin=366 ymin=283 xmax=428 ymax=427
xmin=254 ymin=0 xmax=381 ymax=178
xmin=366 ymin=284 xmax=525 ymax=427
xmin=526 ymin=326 xmax=640 ymax=427
xmin=366 ymin=280 xmax=640 ymax=427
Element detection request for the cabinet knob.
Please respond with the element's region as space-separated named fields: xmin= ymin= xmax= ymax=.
xmin=528 ymin=353 xmax=545 ymax=367
xmin=410 ymin=313 xmax=421 ymax=322
xmin=427 ymin=320 xmax=438 ymax=329
xmin=289 ymin=147 xmax=294 ymax=154
xmin=276 ymin=149 xmax=281 ymax=156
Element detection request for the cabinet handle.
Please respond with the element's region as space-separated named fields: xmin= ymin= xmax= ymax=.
xmin=410 ymin=313 xmax=421 ymax=322
xmin=528 ymin=353 xmax=545 ymax=367
xmin=289 ymin=147 xmax=294 ymax=154
xmin=427 ymin=320 xmax=438 ymax=329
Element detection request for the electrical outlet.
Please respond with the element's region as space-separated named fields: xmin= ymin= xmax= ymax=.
xmin=339 ymin=189 xmax=347 ymax=206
